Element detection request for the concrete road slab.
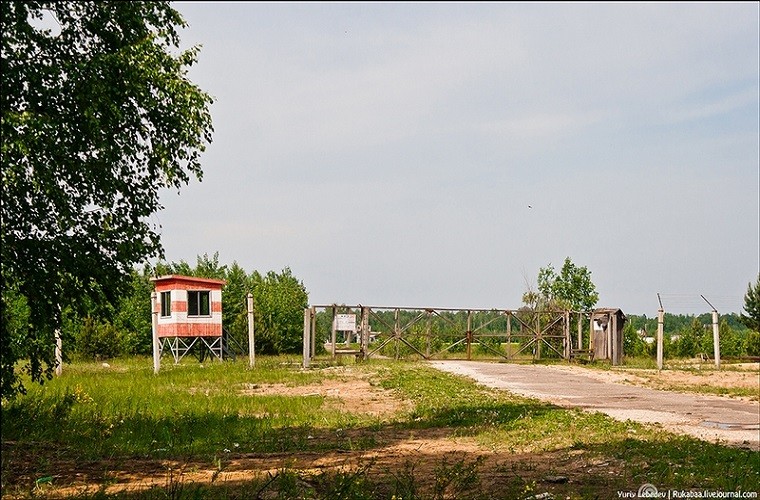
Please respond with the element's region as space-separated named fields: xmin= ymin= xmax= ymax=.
xmin=429 ymin=361 xmax=760 ymax=450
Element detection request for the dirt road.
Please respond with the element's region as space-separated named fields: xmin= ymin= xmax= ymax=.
xmin=428 ymin=361 xmax=760 ymax=450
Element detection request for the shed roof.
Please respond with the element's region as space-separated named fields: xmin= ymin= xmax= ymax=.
xmin=150 ymin=275 xmax=226 ymax=287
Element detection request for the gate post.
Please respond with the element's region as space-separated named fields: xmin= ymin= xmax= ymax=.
xmin=535 ymin=313 xmax=541 ymax=360
xmin=466 ymin=311 xmax=472 ymax=361
xmin=611 ymin=311 xmax=620 ymax=366
xmin=394 ymin=308 xmax=400 ymax=360
xmin=310 ymin=307 xmax=317 ymax=359
xmin=506 ymin=312 xmax=512 ymax=359
xmin=564 ymin=311 xmax=571 ymax=360
xmin=330 ymin=306 xmax=337 ymax=359
xmin=425 ymin=310 xmax=432 ymax=359
xmin=361 ymin=306 xmax=369 ymax=360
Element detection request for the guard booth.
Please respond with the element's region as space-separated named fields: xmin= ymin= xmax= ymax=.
xmin=151 ymin=275 xmax=226 ymax=363
xmin=591 ymin=308 xmax=626 ymax=365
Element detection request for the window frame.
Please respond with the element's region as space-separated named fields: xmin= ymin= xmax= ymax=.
xmin=187 ymin=290 xmax=211 ymax=317
xmin=160 ymin=291 xmax=171 ymax=317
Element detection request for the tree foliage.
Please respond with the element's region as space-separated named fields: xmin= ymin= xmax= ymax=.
xmin=1 ymin=1 xmax=213 ymax=398
xmin=740 ymin=274 xmax=760 ymax=333
xmin=251 ymin=268 xmax=309 ymax=355
xmin=526 ymin=257 xmax=599 ymax=311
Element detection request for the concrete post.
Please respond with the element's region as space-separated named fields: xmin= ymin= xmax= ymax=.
xmin=330 ymin=306 xmax=337 ymax=359
xmin=712 ymin=310 xmax=721 ymax=370
xmin=302 ymin=308 xmax=311 ymax=368
xmin=247 ymin=293 xmax=255 ymax=368
xmin=656 ymin=308 xmax=664 ymax=371
xmin=151 ymin=292 xmax=160 ymax=374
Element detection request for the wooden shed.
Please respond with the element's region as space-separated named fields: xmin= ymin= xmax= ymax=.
xmin=591 ymin=308 xmax=626 ymax=365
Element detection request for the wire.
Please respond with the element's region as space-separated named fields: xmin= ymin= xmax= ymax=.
xmin=657 ymin=293 xmax=744 ymax=314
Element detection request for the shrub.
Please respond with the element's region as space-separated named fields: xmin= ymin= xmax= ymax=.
xmin=75 ymin=317 xmax=128 ymax=360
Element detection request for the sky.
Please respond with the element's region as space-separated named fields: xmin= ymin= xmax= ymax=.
xmin=157 ymin=2 xmax=759 ymax=316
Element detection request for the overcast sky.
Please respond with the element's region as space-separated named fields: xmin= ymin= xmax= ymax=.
xmin=158 ymin=2 xmax=759 ymax=316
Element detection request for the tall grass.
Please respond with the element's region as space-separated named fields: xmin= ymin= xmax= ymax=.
xmin=2 ymin=357 xmax=378 ymax=459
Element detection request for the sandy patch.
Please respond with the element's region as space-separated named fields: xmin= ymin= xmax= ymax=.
xmin=238 ymin=373 xmax=413 ymax=418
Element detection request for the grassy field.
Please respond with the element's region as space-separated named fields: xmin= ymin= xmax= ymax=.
xmin=1 ymin=356 xmax=758 ymax=499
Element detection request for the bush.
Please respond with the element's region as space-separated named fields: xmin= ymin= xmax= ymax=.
xmin=745 ymin=331 xmax=760 ymax=357
xmin=75 ymin=317 xmax=128 ymax=360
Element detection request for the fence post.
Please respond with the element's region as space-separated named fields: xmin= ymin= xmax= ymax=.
xmin=657 ymin=308 xmax=664 ymax=371
xmin=303 ymin=307 xmax=311 ymax=368
xmin=712 ymin=310 xmax=721 ymax=370
xmin=247 ymin=293 xmax=255 ymax=368
xmin=151 ymin=292 xmax=160 ymax=374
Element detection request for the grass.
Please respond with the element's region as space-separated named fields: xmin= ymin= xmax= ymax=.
xmin=2 ymin=356 xmax=758 ymax=499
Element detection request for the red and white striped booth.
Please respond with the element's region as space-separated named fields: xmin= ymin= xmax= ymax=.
xmin=151 ymin=275 xmax=226 ymax=338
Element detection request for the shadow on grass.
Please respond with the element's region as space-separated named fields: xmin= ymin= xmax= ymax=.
xmin=19 ymin=435 xmax=760 ymax=500
xmin=569 ymin=434 xmax=760 ymax=492
xmin=1 ymin=393 xmax=553 ymax=456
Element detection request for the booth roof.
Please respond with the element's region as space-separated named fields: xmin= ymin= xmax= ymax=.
xmin=150 ymin=275 xmax=227 ymax=287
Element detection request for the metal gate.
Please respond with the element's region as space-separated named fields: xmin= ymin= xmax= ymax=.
xmin=302 ymin=305 xmax=599 ymax=367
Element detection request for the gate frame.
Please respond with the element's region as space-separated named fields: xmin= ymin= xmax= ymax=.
xmin=303 ymin=305 xmax=608 ymax=368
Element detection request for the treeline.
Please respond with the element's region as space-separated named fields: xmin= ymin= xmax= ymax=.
xmin=10 ymin=253 xmax=756 ymax=362
xmin=624 ymin=313 xmax=759 ymax=359
xmin=51 ymin=253 xmax=308 ymax=360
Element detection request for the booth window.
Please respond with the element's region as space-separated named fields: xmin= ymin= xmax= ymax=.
xmin=160 ymin=291 xmax=171 ymax=317
xmin=188 ymin=290 xmax=211 ymax=316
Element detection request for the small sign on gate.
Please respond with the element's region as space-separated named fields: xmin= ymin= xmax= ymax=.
xmin=334 ymin=313 xmax=357 ymax=332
